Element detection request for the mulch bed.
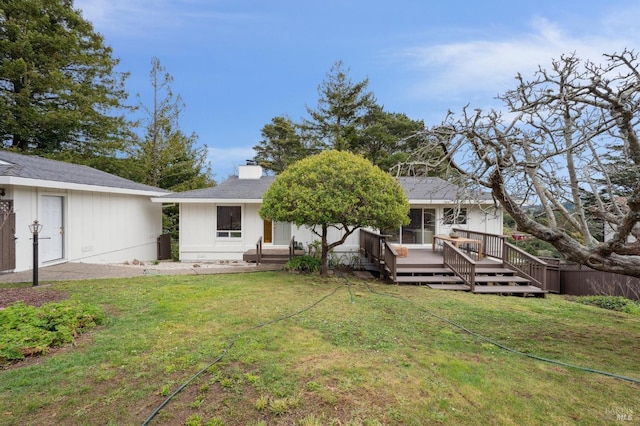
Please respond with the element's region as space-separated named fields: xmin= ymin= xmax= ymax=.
xmin=0 ymin=287 xmax=69 ymax=309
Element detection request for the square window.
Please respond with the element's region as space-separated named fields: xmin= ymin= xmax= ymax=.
xmin=217 ymin=206 xmax=242 ymax=238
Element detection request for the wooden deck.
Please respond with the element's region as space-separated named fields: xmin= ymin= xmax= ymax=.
xmin=381 ymin=247 xmax=547 ymax=297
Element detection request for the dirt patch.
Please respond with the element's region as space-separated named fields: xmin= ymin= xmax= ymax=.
xmin=0 ymin=286 xmax=69 ymax=309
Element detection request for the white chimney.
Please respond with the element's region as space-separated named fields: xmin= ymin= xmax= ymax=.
xmin=238 ymin=161 xmax=263 ymax=179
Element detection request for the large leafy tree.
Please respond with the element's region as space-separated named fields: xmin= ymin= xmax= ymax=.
xmin=416 ymin=50 xmax=640 ymax=278
xmin=259 ymin=150 xmax=409 ymax=276
xmin=0 ymin=0 xmax=131 ymax=156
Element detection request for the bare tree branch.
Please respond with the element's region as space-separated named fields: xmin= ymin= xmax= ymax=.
xmin=412 ymin=49 xmax=640 ymax=277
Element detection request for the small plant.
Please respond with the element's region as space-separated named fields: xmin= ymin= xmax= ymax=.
xmin=254 ymin=395 xmax=269 ymax=411
xmin=297 ymin=413 xmax=324 ymax=426
xmin=190 ymin=395 xmax=204 ymax=409
xmin=268 ymin=397 xmax=290 ymax=416
xmin=244 ymin=373 xmax=260 ymax=385
xmin=269 ymin=395 xmax=300 ymax=416
xmin=305 ymin=381 xmax=322 ymax=392
xmin=575 ymin=295 xmax=640 ymax=316
xmin=219 ymin=377 xmax=234 ymax=389
xmin=306 ymin=240 xmax=321 ymax=258
xmin=0 ymin=300 xmax=105 ymax=363
xmin=185 ymin=414 xmax=204 ymax=426
xmin=284 ymin=255 xmax=321 ymax=273
xmin=159 ymin=384 xmax=171 ymax=397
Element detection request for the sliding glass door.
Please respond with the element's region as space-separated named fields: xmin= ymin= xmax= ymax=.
xmin=382 ymin=208 xmax=436 ymax=245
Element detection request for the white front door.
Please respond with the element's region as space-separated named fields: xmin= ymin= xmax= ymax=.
xmin=40 ymin=196 xmax=64 ymax=262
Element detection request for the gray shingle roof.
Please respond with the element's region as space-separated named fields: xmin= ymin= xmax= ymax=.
xmin=0 ymin=150 xmax=169 ymax=194
xmin=158 ymin=176 xmax=276 ymax=200
xmin=398 ymin=176 xmax=493 ymax=201
xmin=157 ymin=174 xmax=492 ymax=202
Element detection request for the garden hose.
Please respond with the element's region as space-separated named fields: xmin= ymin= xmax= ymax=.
xmin=143 ymin=273 xmax=639 ymax=425
xmin=141 ymin=282 xmax=343 ymax=425
xmin=359 ymin=277 xmax=640 ymax=385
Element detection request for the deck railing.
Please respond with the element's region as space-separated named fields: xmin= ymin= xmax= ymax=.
xmin=360 ymin=229 xmax=387 ymax=272
xmin=256 ymin=236 xmax=263 ymax=265
xmin=383 ymin=241 xmax=398 ymax=282
xmin=453 ymin=228 xmax=507 ymax=259
xmin=503 ymin=243 xmax=548 ymax=290
xmin=442 ymin=241 xmax=477 ymax=291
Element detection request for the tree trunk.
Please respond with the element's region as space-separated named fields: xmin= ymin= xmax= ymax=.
xmin=320 ymin=224 xmax=330 ymax=276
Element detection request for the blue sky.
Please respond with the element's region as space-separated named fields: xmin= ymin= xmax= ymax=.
xmin=73 ymin=0 xmax=640 ymax=182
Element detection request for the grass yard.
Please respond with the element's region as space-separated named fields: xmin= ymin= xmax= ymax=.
xmin=1 ymin=271 xmax=639 ymax=425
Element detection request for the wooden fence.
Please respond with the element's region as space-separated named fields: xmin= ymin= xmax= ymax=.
xmin=542 ymin=259 xmax=640 ymax=300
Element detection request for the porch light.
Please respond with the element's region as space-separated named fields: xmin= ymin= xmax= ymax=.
xmin=29 ymin=220 xmax=43 ymax=287
xmin=29 ymin=220 xmax=43 ymax=235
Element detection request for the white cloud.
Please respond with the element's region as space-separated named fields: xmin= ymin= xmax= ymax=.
xmin=399 ymin=17 xmax=634 ymax=100
xmin=74 ymin=0 xmax=259 ymax=38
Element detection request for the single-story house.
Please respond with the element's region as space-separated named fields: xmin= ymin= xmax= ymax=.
xmin=152 ymin=163 xmax=502 ymax=262
xmin=0 ymin=151 xmax=169 ymax=272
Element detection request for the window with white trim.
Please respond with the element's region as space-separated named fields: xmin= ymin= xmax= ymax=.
xmin=217 ymin=206 xmax=242 ymax=238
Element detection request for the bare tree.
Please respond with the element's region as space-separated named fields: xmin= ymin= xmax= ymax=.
xmin=412 ymin=50 xmax=640 ymax=277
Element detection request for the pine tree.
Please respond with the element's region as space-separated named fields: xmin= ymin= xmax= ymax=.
xmin=0 ymin=0 xmax=132 ymax=156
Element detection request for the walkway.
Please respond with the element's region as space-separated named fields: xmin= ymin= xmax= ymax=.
xmin=0 ymin=261 xmax=282 ymax=284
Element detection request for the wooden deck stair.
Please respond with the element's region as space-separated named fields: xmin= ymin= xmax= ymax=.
xmin=243 ymin=248 xmax=303 ymax=265
xmin=386 ymin=250 xmax=546 ymax=297
xmin=359 ymin=230 xmax=549 ymax=297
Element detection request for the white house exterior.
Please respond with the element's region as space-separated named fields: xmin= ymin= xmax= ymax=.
xmin=152 ymin=164 xmax=503 ymax=262
xmin=0 ymin=151 xmax=169 ymax=272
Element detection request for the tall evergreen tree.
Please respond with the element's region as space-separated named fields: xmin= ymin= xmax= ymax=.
xmin=0 ymin=0 xmax=131 ymax=156
xmin=357 ymin=106 xmax=424 ymax=171
xmin=132 ymin=57 xmax=212 ymax=192
xmin=252 ymin=116 xmax=309 ymax=174
xmin=303 ymin=60 xmax=376 ymax=152
xmin=132 ymin=58 xmax=212 ymax=238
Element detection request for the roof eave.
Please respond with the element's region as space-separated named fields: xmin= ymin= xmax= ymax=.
xmin=150 ymin=197 xmax=263 ymax=203
xmin=0 ymin=176 xmax=170 ymax=197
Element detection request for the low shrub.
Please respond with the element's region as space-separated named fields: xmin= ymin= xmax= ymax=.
xmin=284 ymin=255 xmax=321 ymax=273
xmin=0 ymin=300 xmax=106 ymax=362
xmin=575 ymin=295 xmax=640 ymax=316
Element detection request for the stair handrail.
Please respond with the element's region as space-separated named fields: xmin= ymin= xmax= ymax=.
xmin=256 ymin=236 xmax=263 ymax=265
xmin=289 ymin=236 xmax=297 ymax=260
xmin=452 ymin=228 xmax=507 ymax=259
xmin=443 ymin=241 xmax=477 ymax=291
xmin=503 ymin=242 xmax=548 ymax=290
xmin=383 ymin=241 xmax=398 ymax=282
xmin=360 ymin=229 xmax=387 ymax=273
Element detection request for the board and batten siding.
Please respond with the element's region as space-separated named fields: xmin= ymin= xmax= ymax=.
xmin=179 ymin=203 xmax=259 ymax=261
xmin=178 ymin=202 xmax=363 ymax=261
xmin=11 ymin=186 xmax=162 ymax=271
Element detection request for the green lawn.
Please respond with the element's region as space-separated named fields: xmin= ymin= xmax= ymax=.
xmin=1 ymin=271 xmax=639 ymax=425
